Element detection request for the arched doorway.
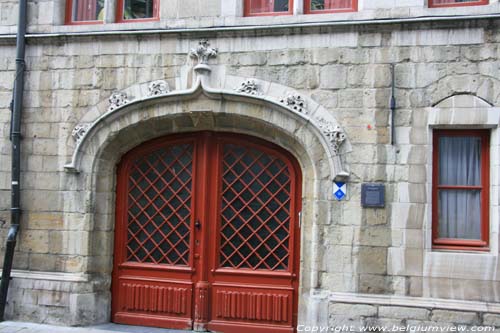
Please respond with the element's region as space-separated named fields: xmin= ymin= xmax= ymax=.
xmin=111 ymin=131 xmax=302 ymax=332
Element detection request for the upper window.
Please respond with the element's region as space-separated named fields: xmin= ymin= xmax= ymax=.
xmin=116 ymin=0 xmax=159 ymax=22
xmin=429 ymin=0 xmax=488 ymax=8
xmin=66 ymin=0 xmax=104 ymax=24
xmin=304 ymin=0 xmax=357 ymax=14
xmin=244 ymin=0 xmax=293 ymax=16
xmin=432 ymin=130 xmax=490 ymax=251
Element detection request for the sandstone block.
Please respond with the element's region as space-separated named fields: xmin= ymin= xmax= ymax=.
xmin=431 ymin=310 xmax=479 ymax=325
xmin=359 ymin=274 xmax=391 ymax=294
xmin=379 ymin=306 xmax=430 ymax=320
xmin=329 ymin=303 xmax=377 ymax=317
xmin=359 ymin=226 xmax=391 ymax=246
xmin=38 ymin=290 xmax=69 ymax=307
xmin=358 ymin=246 xmax=387 ymax=274
xmin=320 ymin=65 xmax=347 ymax=89
xmin=483 ymin=314 xmax=500 ymax=327
xmin=19 ymin=230 xmax=49 ymax=253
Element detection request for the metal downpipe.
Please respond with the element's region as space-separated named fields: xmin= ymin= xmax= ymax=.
xmin=0 ymin=0 xmax=28 ymax=321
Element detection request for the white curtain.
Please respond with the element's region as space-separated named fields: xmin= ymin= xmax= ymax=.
xmin=438 ymin=136 xmax=481 ymax=240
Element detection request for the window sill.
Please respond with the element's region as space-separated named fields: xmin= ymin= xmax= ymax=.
xmin=429 ymin=1 xmax=489 ymax=9
xmin=116 ymin=17 xmax=160 ymax=24
xmin=64 ymin=20 xmax=104 ymax=26
xmin=243 ymin=12 xmax=293 ymax=17
xmin=432 ymin=246 xmax=490 ymax=253
xmin=304 ymin=8 xmax=358 ymax=14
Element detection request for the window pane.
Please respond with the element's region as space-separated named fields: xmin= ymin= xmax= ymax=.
xmin=310 ymin=0 xmax=353 ymax=10
xmin=248 ymin=0 xmax=289 ymax=14
xmin=438 ymin=190 xmax=481 ymax=240
xmin=72 ymin=0 xmax=104 ymax=21
xmin=438 ymin=136 xmax=481 ymax=186
xmin=123 ymin=0 xmax=155 ymax=19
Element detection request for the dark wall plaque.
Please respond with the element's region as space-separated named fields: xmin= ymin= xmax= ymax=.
xmin=361 ymin=183 xmax=385 ymax=208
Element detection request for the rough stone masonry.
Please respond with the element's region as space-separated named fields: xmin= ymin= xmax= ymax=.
xmin=0 ymin=0 xmax=499 ymax=331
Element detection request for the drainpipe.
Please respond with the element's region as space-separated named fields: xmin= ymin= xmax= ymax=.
xmin=390 ymin=64 xmax=396 ymax=145
xmin=0 ymin=0 xmax=28 ymax=321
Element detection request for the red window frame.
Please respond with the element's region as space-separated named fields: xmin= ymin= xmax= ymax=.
xmin=304 ymin=0 xmax=357 ymax=14
xmin=65 ymin=0 xmax=104 ymax=25
xmin=116 ymin=0 xmax=160 ymax=23
xmin=244 ymin=0 xmax=294 ymax=17
xmin=432 ymin=130 xmax=490 ymax=251
xmin=429 ymin=0 xmax=488 ymax=8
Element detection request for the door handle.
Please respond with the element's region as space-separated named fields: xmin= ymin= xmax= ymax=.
xmin=195 ymin=220 xmax=201 ymax=230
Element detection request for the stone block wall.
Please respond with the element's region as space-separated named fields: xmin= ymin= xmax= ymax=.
xmin=1 ymin=1 xmax=500 ymax=34
xmin=328 ymin=302 xmax=500 ymax=332
xmin=0 ymin=5 xmax=499 ymax=326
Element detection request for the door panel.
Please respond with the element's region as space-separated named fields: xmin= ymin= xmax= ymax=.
xmin=112 ymin=132 xmax=301 ymax=332
xmin=218 ymin=143 xmax=292 ymax=271
xmin=207 ymin=137 xmax=300 ymax=333
xmin=112 ymin=136 xmax=198 ymax=330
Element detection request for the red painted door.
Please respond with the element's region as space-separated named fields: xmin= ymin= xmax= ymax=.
xmin=112 ymin=132 xmax=302 ymax=332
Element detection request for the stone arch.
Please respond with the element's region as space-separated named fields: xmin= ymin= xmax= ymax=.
xmin=65 ymin=76 xmax=350 ymax=180
xmin=434 ymin=93 xmax=493 ymax=109
xmin=426 ymin=74 xmax=500 ymax=107
xmin=62 ymin=76 xmax=348 ymax=325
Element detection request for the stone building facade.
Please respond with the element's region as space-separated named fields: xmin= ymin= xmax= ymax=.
xmin=0 ymin=0 xmax=500 ymax=331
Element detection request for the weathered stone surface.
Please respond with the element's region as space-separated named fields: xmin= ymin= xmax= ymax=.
xmin=483 ymin=314 xmax=500 ymax=327
xmin=431 ymin=310 xmax=480 ymax=325
xmin=320 ymin=65 xmax=347 ymax=89
xmin=359 ymin=274 xmax=391 ymax=294
xmin=329 ymin=303 xmax=377 ymax=317
xmin=379 ymin=306 xmax=430 ymax=320
xmin=0 ymin=3 xmax=499 ymax=327
xmin=358 ymin=247 xmax=387 ymax=274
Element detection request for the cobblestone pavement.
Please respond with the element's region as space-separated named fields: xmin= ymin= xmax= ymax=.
xmin=0 ymin=321 xmax=192 ymax=333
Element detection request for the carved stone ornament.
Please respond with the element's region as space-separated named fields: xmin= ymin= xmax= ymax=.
xmin=280 ymin=94 xmax=307 ymax=114
xmin=235 ymin=79 xmax=261 ymax=95
xmin=147 ymin=80 xmax=170 ymax=97
xmin=71 ymin=124 xmax=91 ymax=144
xmin=108 ymin=91 xmax=129 ymax=111
xmin=189 ymin=39 xmax=218 ymax=66
xmin=315 ymin=116 xmax=347 ymax=154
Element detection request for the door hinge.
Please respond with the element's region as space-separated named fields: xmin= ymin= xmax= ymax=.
xmin=298 ymin=211 xmax=302 ymax=228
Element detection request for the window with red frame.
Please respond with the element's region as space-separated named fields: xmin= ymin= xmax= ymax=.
xmin=66 ymin=0 xmax=104 ymax=24
xmin=305 ymin=0 xmax=357 ymax=14
xmin=429 ymin=0 xmax=488 ymax=8
xmin=117 ymin=0 xmax=159 ymax=22
xmin=244 ymin=0 xmax=292 ymax=16
xmin=432 ymin=130 xmax=490 ymax=251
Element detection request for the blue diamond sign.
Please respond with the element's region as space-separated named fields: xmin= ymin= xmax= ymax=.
xmin=333 ymin=182 xmax=347 ymax=201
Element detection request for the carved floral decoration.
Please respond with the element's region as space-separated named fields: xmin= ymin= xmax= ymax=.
xmin=108 ymin=91 xmax=129 ymax=112
xmin=189 ymin=39 xmax=218 ymax=66
xmin=147 ymin=80 xmax=170 ymax=97
xmin=235 ymin=80 xmax=261 ymax=95
xmin=280 ymin=94 xmax=307 ymax=114
xmin=71 ymin=124 xmax=91 ymax=144
xmin=314 ymin=116 xmax=347 ymax=154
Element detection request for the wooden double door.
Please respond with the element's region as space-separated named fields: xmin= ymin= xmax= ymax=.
xmin=111 ymin=132 xmax=302 ymax=332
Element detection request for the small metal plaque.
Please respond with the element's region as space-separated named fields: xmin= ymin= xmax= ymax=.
xmin=361 ymin=183 xmax=385 ymax=208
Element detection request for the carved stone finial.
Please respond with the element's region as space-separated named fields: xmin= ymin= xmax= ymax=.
xmin=315 ymin=116 xmax=346 ymax=154
xmin=189 ymin=39 xmax=218 ymax=72
xmin=147 ymin=80 xmax=170 ymax=97
xmin=280 ymin=93 xmax=307 ymax=114
xmin=71 ymin=124 xmax=91 ymax=144
xmin=108 ymin=91 xmax=129 ymax=111
xmin=235 ymin=80 xmax=261 ymax=95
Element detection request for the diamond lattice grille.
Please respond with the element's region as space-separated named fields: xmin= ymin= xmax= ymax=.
xmin=219 ymin=144 xmax=291 ymax=271
xmin=126 ymin=143 xmax=193 ymax=266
